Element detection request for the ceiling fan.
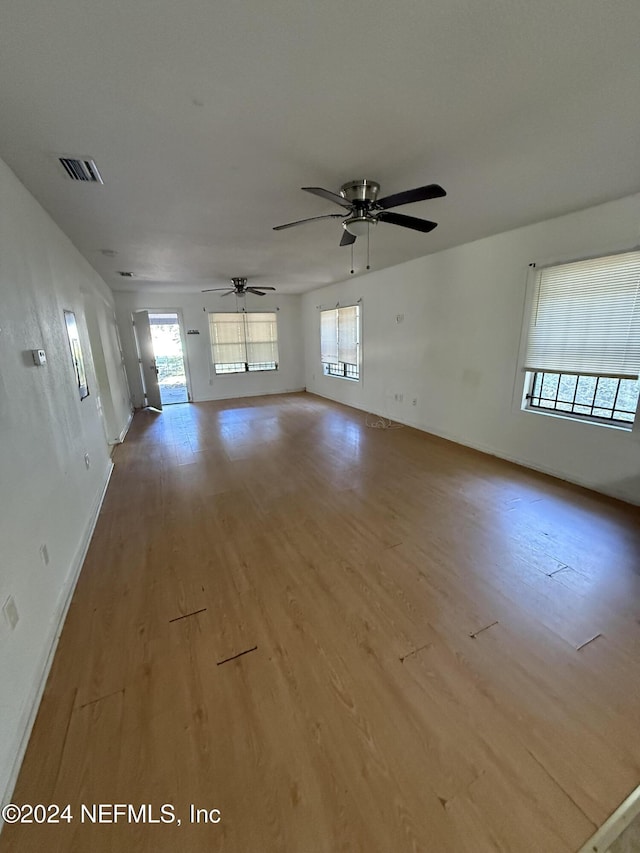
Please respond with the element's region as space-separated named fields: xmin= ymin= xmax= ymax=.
xmin=202 ymin=277 xmax=276 ymax=297
xmin=273 ymin=179 xmax=446 ymax=246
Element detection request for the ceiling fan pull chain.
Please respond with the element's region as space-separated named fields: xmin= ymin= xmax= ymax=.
xmin=366 ymin=223 xmax=370 ymax=270
xmin=350 ymin=242 xmax=354 ymax=275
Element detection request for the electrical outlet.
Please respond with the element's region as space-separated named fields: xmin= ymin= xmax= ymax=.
xmin=394 ymin=393 xmax=404 ymax=403
xmin=84 ymin=453 xmax=91 ymax=469
xmin=3 ymin=596 xmax=19 ymax=631
xmin=395 ymin=314 xmax=404 ymax=324
xmin=40 ymin=544 xmax=50 ymax=565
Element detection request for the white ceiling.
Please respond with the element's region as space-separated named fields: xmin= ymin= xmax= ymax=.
xmin=1 ymin=0 xmax=639 ymax=295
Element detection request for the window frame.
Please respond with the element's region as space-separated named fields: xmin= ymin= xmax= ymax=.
xmin=208 ymin=311 xmax=279 ymax=376
xmin=320 ymin=304 xmax=361 ymax=382
xmin=517 ymin=250 xmax=640 ymax=434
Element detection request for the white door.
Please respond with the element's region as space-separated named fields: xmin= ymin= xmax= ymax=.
xmin=133 ymin=310 xmax=162 ymax=410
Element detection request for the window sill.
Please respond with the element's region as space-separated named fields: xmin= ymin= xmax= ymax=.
xmin=522 ymin=405 xmax=634 ymax=432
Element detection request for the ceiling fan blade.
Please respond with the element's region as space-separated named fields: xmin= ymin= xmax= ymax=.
xmin=273 ymin=213 xmax=345 ymax=231
xmin=377 ymin=211 xmax=438 ymax=233
xmin=376 ymin=183 xmax=446 ymax=210
xmin=219 ymin=290 xmax=235 ymax=296
xmin=257 ymin=286 xmax=276 ymax=290
xmin=247 ymin=288 xmax=266 ymax=296
xmin=340 ymin=230 xmax=356 ymax=247
xmin=202 ymin=287 xmax=235 ymax=292
xmin=302 ymin=187 xmax=352 ymax=209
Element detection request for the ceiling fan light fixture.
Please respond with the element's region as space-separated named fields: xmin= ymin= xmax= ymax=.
xmin=344 ymin=216 xmax=376 ymax=237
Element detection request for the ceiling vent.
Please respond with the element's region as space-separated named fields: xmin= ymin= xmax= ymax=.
xmin=58 ymin=157 xmax=103 ymax=184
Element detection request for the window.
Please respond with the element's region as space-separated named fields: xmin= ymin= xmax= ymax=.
xmin=209 ymin=312 xmax=278 ymax=375
xmin=320 ymin=305 xmax=360 ymax=380
xmin=527 ymin=373 xmax=639 ymax=423
xmin=522 ymin=251 xmax=640 ymax=426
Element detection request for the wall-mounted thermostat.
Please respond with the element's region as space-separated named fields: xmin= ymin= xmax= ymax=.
xmin=32 ymin=349 xmax=47 ymax=366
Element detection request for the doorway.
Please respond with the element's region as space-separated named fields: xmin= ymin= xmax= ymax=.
xmin=147 ymin=312 xmax=189 ymax=404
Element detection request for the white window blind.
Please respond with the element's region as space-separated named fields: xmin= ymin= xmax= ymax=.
xmin=320 ymin=306 xmax=359 ymax=365
xmin=210 ymin=313 xmax=246 ymax=365
xmin=524 ymin=251 xmax=640 ymax=378
xmin=244 ymin=313 xmax=279 ymax=367
xmin=320 ymin=310 xmax=338 ymax=364
xmin=209 ymin=312 xmax=278 ymax=372
xmin=338 ymin=305 xmax=358 ymax=365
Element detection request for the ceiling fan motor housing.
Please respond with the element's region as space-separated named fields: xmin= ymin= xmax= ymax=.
xmin=341 ymin=180 xmax=380 ymax=235
xmin=340 ymin=179 xmax=380 ymax=206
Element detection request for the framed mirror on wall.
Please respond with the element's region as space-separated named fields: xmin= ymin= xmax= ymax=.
xmin=63 ymin=309 xmax=89 ymax=400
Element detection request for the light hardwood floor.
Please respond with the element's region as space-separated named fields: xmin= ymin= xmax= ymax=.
xmin=3 ymin=392 xmax=640 ymax=852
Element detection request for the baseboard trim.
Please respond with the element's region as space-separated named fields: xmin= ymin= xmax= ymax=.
xmin=192 ymin=387 xmax=306 ymax=403
xmin=109 ymin=408 xmax=134 ymax=445
xmin=578 ymin=783 xmax=640 ymax=852
xmin=1 ymin=460 xmax=114 ymax=817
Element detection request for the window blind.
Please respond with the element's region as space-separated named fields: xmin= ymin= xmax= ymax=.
xmin=524 ymin=251 xmax=640 ymax=378
xmin=210 ymin=313 xmax=246 ymax=365
xmin=320 ymin=306 xmax=359 ymax=365
xmin=320 ymin=310 xmax=338 ymax=364
xmin=244 ymin=312 xmax=279 ymax=366
xmin=338 ymin=305 xmax=359 ymax=365
xmin=209 ymin=312 xmax=278 ymax=369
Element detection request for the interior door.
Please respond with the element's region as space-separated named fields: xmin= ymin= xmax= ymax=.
xmin=133 ymin=310 xmax=162 ymax=410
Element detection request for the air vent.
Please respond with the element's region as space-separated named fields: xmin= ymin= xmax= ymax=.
xmin=58 ymin=157 xmax=103 ymax=184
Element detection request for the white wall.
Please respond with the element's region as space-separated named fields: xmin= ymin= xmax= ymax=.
xmin=0 ymin=157 xmax=131 ymax=806
xmin=303 ymin=194 xmax=640 ymax=505
xmin=114 ymin=291 xmax=305 ymax=406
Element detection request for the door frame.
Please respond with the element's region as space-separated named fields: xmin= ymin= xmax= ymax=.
xmin=143 ymin=307 xmax=193 ymax=404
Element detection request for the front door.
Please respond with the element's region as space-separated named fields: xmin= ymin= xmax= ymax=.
xmin=133 ymin=310 xmax=162 ymax=410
